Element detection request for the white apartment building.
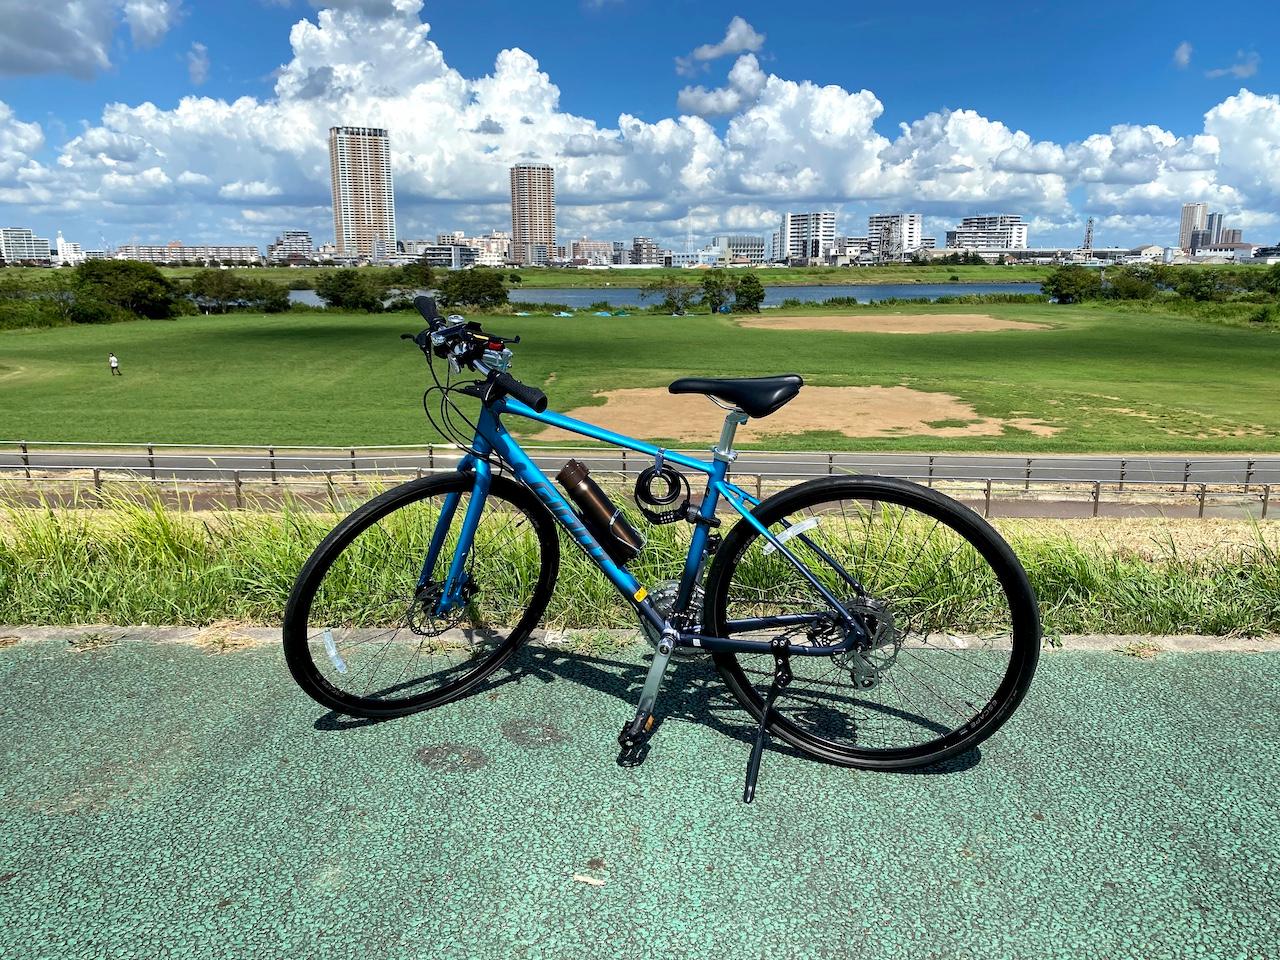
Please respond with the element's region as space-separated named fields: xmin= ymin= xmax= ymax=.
xmin=115 ymin=243 xmax=261 ymax=263
xmin=1179 ymin=202 xmax=1207 ymax=250
xmin=55 ymin=232 xmax=85 ymax=266
xmin=867 ymin=213 xmax=924 ymax=261
xmin=777 ymin=212 xmax=836 ymax=262
xmin=944 ymin=215 xmax=1028 ymax=250
xmin=631 ymin=237 xmax=665 ymax=265
xmin=267 ymin=230 xmax=313 ymax=264
xmin=0 ymin=227 xmax=52 ymax=263
xmin=510 ymin=164 xmax=556 ymax=265
xmin=711 ymin=234 xmax=767 ymax=265
xmin=329 ymin=126 xmax=397 ymax=260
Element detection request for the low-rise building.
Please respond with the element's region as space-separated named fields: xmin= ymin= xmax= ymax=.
xmin=711 ymin=234 xmax=766 ymax=265
xmin=571 ymin=238 xmax=614 ymax=265
xmin=116 ymin=242 xmax=261 ymax=264
xmin=55 ymin=232 xmax=85 ymax=266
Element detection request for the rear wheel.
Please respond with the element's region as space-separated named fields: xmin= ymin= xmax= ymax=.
xmin=705 ymin=476 xmax=1039 ymax=770
xmin=283 ymin=472 xmax=559 ymax=718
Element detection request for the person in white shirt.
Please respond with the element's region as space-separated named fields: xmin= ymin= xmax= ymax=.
xmin=108 ymin=353 xmax=121 ymax=377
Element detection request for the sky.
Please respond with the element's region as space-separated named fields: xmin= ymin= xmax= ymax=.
xmin=0 ymin=0 xmax=1277 ymax=252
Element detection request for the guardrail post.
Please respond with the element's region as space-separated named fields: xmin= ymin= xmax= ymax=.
xmin=984 ymin=478 xmax=992 ymax=517
xmin=147 ymin=443 xmax=156 ymax=480
xmin=350 ymin=448 xmax=357 ymax=482
xmin=755 ymin=474 xmax=763 ymax=499
xmin=1198 ymin=483 xmax=1206 ymax=519
xmin=1244 ymin=458 xmax=1255 ymax=493
xmin=269 ymin=447 xmax=277 ymax=485
xmin=1092 ymin=481 xmax=1101 ymax=517
xmin=927 ymin=456 xmax=934 ymax=488
xmin=1263 ymin=484 xmax=1271 ymax=520
xmin=1118 ymin=458 xmax=1126 ymax=492
xmin=428 ymin=444 xmax=435 ymax=471
xmin=93 ymin=467 xmax=102 ymax=493
xmin=233 ymin=471 xmax=243 ymax=509
xmin=1182 ymin=460 xmax=1191 ymax=493
xmin=1024 ymin=458 xmax=1032 ymax=491
xmin=621 ymin=449 xmax=628 ymax=477
xmin=20 ymin=440 xmax=30 ymax=480
xmin=827 ymin=453 xmax=834 ymax=476
xmin=416 ymin=467 xmax=422 ymax=479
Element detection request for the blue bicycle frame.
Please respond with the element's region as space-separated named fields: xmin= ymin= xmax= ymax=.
xmin=421 ymin=388 xmax=870 ymax=662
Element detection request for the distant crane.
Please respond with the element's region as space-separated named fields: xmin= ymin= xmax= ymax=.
xmin=1082 ymin=217 xmax=1095 ymax=256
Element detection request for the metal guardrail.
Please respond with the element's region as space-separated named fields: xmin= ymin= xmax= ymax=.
xmin=0 ymin=445 xmax=1274 ymax=521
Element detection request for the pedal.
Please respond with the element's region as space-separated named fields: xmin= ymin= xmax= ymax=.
xmin=616 ymin=710 xmax=655 ymax=768
xmin=743 ymin=637 xmax=792 ymax=803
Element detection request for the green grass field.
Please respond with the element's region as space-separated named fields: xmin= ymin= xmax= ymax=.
xmin=0 ymin=302 xmax=1277 ymax=451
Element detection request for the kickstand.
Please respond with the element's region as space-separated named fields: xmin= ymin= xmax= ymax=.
xmin=743 ymin=637 xmax=792 ymax=803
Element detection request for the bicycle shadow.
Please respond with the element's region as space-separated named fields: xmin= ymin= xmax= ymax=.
xmin=312 ymin=640 xmax=981 ymax=775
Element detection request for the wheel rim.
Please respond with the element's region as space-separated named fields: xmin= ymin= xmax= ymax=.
xmin=712 ymin=487 xmax=1034 ymax=761
xmin=296 ymin=480 xmax=548 ymax=711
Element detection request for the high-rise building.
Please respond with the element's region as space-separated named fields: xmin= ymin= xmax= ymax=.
xmin=267 ymin=230 xmax=314 ymax=264
xmin=711 ymin=234 xmax=767 ymax=265
xmin=329 ymin=126 xmax=396 ymax=260
xmin=1206 ymin=212 xmax=1224 ymax=244
xmin=1220 ymin=228 xmax=1243 ymax=245
xmin=944 ymin=215 xmax=1028 ymax=250
xmin=867 ymin=213 xmax=924 ymax=261
xmin=0 ymin=226 xmax=52 ymax=263
xmin=509 ymin=163 xmax=556 ymax=265
xmin=1179 ymin=202 xmax=1207 ymax=250
xmin=1189 ymin=229 xmax=1213 ymax=252
xmin=777 ymin=212 xmax=836 ymax=262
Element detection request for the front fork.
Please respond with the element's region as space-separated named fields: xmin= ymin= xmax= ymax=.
xmin=420 ymin=454 xmax=492 ymax=615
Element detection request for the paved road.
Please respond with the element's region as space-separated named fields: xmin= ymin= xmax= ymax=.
xmin=1 ymin=634 xmax=1275 ymax=959
xmin=2 ymin=444 xmax=1279 ymax=486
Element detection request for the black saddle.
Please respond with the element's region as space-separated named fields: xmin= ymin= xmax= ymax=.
xmin=668 ymin=374 xmax=803 ymax=419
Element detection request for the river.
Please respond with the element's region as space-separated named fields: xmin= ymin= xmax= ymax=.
xmin=288 ymin=281 xmax=1042 ymax=309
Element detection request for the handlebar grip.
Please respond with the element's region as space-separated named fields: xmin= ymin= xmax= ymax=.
xmin=494 ymin=371 xmax=548 ymax=413
xmin=414 ymin=296 xmax=441 ymax=324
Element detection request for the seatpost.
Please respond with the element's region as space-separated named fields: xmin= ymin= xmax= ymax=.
xmin=713 ymin=408 xmax=749 ymax=462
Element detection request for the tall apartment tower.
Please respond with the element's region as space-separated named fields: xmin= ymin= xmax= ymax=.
xmin=329 ymin=126 xmax=396 ymax=260
xmin=1205 ymin=212 xmax=1224 ymax=244
xmin=777 ymin=212 xmax=837 ymax=262
xmin=510 ymin=163 xmax=556 ymax=265
xmin=1179 ymin=202 xmax=1207 ymax=250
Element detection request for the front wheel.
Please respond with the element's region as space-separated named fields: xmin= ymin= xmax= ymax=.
xmin=283 ymin=472 xmax=560 ymax=718
xmin=705 ymin=476 xmax=1039 ymax=770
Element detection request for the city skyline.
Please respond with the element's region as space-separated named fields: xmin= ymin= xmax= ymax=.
xmin=0 ymin=3 xmax=1276 ymax=252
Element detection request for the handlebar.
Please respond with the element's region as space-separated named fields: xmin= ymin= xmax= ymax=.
xmin=405 ymin=295 xmax=547 ymax=413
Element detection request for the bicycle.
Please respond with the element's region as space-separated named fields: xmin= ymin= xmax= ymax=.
xmin=283 ymin=297 xmax=1040 ymax=801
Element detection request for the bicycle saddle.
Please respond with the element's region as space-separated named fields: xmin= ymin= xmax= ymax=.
xmin=668 ymin=374 xmax=804 ymax=418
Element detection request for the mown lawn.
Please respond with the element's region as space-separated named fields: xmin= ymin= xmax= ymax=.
xmin=0 ymin=302 xmax=1277 ymax=451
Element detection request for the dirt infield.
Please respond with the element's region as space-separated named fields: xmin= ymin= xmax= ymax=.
xmin=533 ymin=386 xmax=1058 ymax=443
xmin=737 ymin=313 xmax=1045 ymax=334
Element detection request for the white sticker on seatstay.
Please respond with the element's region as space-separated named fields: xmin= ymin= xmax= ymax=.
xmin=323 ymin=629 xmax=348 ymax=674
xmin=762 ymin=517 xmax=820 ymax=554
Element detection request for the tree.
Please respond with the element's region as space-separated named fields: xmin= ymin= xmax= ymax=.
xmin=1042 ymin=264 xmax=1102 ymax=304
xmin=239 ymin=277 xmax=290 ymax=313
xmin=1103 ymin=264 xmax=1158 ymax=301
xmin=508 ymin=272 xmax=523 ymax=285
xmin=1174 ymin=269 xmax=1230 ymax=303
xmin=733 ymin=273 xmax=766 ymax=312
xmin=188 ymin=269 xmax=244 ymax=313
xmin=436 ymin=269 xmax=508 ymax=309
xmin=75 ymin=259 xmax=179 ymax=318
xmin=397 ymin=257 xmax=435 ymax=289
xmin=700 ymin=269 xmax=730 ymax=313
xmin=1260 ymin=263 xmax=1280 ymax=297
xmin=640 ymin=276 xmax=697 ymax=314
xmin=314 ymin=269 xmax=385 ymax=311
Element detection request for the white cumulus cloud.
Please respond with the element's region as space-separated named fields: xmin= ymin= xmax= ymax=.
xmin=1174 ymin=42 xmax=1192 ymax=69
xmin=676 ymin=16 xmax=765 ymax=76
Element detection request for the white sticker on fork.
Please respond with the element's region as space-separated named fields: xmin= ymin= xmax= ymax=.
xmin=762 ymin=517 xmax=820 ymax=554
xmin=322 ymin=629 xmax=349 ymax=674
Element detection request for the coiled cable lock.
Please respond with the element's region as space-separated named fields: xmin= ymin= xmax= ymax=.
xmin=633 ymin=449 xmax=691 ymax=525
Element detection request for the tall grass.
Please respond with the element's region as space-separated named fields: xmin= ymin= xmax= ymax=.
xmin=1 ymin=491 xmax=1277 ymax=635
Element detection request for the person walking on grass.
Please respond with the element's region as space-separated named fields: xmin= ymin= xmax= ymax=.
xmin=108 ymin=352 xmax=121 ymax=377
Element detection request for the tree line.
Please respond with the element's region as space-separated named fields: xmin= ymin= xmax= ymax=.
xmin=1042 ymin=262 xmax=1280 ymax=308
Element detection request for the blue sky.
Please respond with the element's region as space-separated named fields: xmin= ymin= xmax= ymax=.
xmin=1 ymin=0 xmax=1277 ymax=251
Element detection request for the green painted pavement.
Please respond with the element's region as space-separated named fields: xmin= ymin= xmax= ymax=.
xmin=0 ymin=637 xmax=1276 ymax=960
